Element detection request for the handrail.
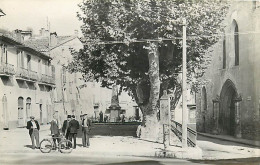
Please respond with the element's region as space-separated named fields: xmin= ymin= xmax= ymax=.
xmin=171 ymin=120 xmax=197 ymax=147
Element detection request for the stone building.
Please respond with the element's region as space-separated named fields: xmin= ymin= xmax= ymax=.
xmin=196 ymin=1 xmax=260 ymax=140
xmin=25 ymin=29 xmax=139 ymax=123
xmin=0 ymin=31 xmax=54 ymax=129
xmin=24 ymin=30 xmax=94 ymax=124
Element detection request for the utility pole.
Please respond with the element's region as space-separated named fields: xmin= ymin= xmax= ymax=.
xmin=182 ymin=18 xmax=188 ymax=148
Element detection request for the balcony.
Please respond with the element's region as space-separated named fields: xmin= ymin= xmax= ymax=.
xmin=16 ymin=67 xmax=29 ymax=80
xmin=0 ymin=63 xmax=15 ymax=76
xmin=16 ymin=67 xmax=39 ymax=82
xmin=28 ymin=70 xmax=38 ymax=81
xmin=39 ymin=74 xmax=55 ymax=85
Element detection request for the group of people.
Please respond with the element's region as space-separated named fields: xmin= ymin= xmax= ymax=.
xmin=26 ymin=113 xmax=92 ymax=150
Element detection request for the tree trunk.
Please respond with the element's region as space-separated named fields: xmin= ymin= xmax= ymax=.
xmin=139 ymin=42 xmax=161 ymax=142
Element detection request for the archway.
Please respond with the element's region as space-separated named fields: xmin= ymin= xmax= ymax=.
xmin=219 ymin=79 xmax=237 ymax=136
xmin=26 ymin=97 xmax=31 ymax=121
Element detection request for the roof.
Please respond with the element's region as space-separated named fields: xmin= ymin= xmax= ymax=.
xmin=0 ymin=33 xmax=52 ymax=60
xmin=24 ymin=37 xmax=49 ymax=52
xmin=24 ymin=35 xmax=79 ymax=52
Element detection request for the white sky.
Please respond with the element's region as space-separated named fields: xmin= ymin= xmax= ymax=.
xmin=0 ymin=0 xmax=83 ymax=36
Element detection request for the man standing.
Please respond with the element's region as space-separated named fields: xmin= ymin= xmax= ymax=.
xmin=82 ymin=114 xmax=91 ymax=148
xmin=50 ymin=112 xmax=60 ymax=149
xmin=62 ymin=115 xmax=71 ymax=140
xmin=69 ymin=115 xmax=79 ymax=149
xmin=26 ymin=116 xmax=40 ymax=149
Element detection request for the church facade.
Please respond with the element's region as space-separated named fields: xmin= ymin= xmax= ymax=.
xmin=196 ymin=1 xmax=260 ymax=140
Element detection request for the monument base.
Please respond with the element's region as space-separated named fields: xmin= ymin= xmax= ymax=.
xmin=155 ymin=147 xmax=202 ymax=159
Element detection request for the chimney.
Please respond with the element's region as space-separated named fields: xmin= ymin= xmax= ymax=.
xmin=39 ymin=28 xmax=45 ymax=36
xmin=50 ymin=32 xmax=58 ymax=47
xmin=39 ymin=28 xmax=49 ymax=37
xmin=74 ymin=30 xmax=79 ymax=37
xmin=14 ymin=29 xmax=24 ymax=43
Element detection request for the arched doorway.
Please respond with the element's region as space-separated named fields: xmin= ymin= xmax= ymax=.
xmin=201 ymin=87 xmax=207 ymax=133
xmin=18 ymin=97 xmax=24 ymax=127
xmin=26 ymin=97 xmax=31 ymax=121
xmin=2 ymin=95 xmax=9 ymax=129
xmin=219 ymin=80 xmax=237 ymax=136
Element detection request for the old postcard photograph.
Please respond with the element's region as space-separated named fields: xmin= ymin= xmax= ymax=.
xmin=0 ymin=0 xmax=259 ymax=164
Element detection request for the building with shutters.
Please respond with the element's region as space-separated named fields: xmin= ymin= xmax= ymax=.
xmin=0 ymin=30 xmax=54 ymax=129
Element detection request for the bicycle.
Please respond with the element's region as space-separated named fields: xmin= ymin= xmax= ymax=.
xmin=40 ymin=134 xmax=73 ymax=153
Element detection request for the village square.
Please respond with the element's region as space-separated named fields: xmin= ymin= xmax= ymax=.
xmin=0 ymin=0 xmax=260 ymax=164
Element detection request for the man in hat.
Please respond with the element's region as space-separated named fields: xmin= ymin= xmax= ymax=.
xmin=68 ymin=115 xmax=79 ymax=149
xmin=82 ymin=114 xmax=91 ymax=148
xmin=62 ymin=115 xmax=71 ymax=140
xmin=26 ymin=116 xmax=40 ymax=149
xmin=50 ymin=112 xmax=60 ymax=149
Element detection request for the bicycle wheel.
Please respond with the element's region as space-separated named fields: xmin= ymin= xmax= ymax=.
xmin=40 ymin=139 xmax=52 ymax=153
xmin=58 ymin=140 xmax=73 ymax=153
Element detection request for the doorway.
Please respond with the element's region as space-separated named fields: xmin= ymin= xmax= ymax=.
xmin=2 ymin=95 xmax=8 ymax=129
xmin=26 ymin=97 xmax=31 ymax=121
xmin=219 ymin=80 xmax=237 ymax=136
xmin=18 ymin=97 xmax=24 ymax=127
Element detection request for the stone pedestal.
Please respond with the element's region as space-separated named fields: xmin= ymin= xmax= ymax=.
xmin=234 ymin=95 xmax=242 ymax=138
xmin=108 ymin=85 xmax=121 ymax=122
xmin=160 ymin=90 xmax=171 ymax=148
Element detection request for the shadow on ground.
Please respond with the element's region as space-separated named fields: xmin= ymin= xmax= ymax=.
xmin=99 ymin=160 xmax=163 ymax=165
xmin=197 ymin=135 xmax=259 ymax=149
xmin=190 ymin=157 xmax=260 ymax=165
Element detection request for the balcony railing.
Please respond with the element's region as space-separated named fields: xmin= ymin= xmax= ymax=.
xmin=16 ymin=67 xmax=39 ymax=82
xmin=16 ymin=67 xmax=29 ymax=79
xmin=0 ymin=63 xmax=15 ymax=76
xmin=40 ymin=74 xmax=55 ymax=85
xmin=28 ymin=70 xmax=38 ymax=81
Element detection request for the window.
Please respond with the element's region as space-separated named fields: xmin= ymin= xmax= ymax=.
xmin=4 ymin=46 xmax=7 ymax=64
xmin=38 ymin=59 xmax=41 ymax=74
xmin=27 ymin=55 xmax=31 ymax=70
xmin=234 ymin=21 xmax=239 ymax=66
xmin=223 ymin=36 xmax=226 ymax=69
xmin=1 ymin=45 xmax=8 ymax=64
xmin=51 ymin=65 xmax=55 ymax=78
xmin=21 ymin=51 xmax=24 ymax=68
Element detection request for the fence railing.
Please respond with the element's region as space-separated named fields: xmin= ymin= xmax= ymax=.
xmin=0 ymin=63 xmax=15 ymax=76
xmin=171 ymin=120 xmax=197 ymax=147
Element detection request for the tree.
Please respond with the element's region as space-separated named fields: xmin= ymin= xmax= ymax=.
xmin=69 ymin=0 xmax=229 ymax=141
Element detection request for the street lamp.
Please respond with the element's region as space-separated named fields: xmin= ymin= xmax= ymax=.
xmin=182 ymin=18 xmax=188 ymax=148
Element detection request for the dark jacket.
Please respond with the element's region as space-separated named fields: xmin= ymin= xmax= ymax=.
xmin=69 ymin=119 xmax=79 ymax=134
xmin=26 ymin=120 xmax=40 ymax=136
xmin=50 ymin=120 xmax=60 ymax=135
xmin=62 ymin=120 xmax=70 ymax=134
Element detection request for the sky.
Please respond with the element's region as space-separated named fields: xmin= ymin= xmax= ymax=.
xmin=0 ymin=0 xmax=83 ymax=36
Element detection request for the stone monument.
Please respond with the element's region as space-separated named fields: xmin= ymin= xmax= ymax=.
xmin=108 ymin=85 xmax=121 ymax=122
